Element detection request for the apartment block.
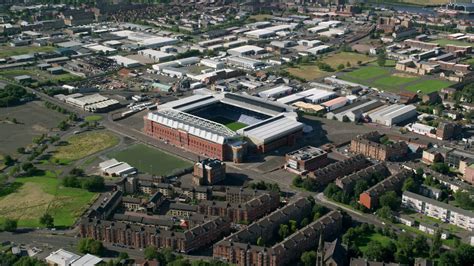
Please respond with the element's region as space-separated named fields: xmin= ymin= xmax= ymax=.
xmin=312 ymin=154 xmax=370 ymax=186
xmin=335 ymin=163 xmax=390 ymax=193
xmin=402 ymin=191 xmax=474 ymax=231
xmin=350 ymin=131 xmax=408 ymax=161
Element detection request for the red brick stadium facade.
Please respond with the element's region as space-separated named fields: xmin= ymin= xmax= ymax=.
xmin=144 ymin=118 xmax=228 ymax=160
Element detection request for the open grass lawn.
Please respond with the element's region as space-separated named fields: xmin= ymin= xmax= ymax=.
xmin=211 ymin=116 xmax=248 ymax=131
xmin=430 ymin=39 xmax=474 ymax=47
xmin=344 ymin=66 xmax=390 ymax=80
xmin=286 ymin=66 xmax=330 ymax=81
xmin=372 ymin=75 xmax=417 ymax=89
xmin=406 ymin=79 xmax=453 ymax=93
xmin=355 ymin=231 xmax=394 ymax=254
xmin=53 ymin=131 xmax=119 ymax=163
xmin=84 ymin=115 xmax=103 ymax=122
xmin=0 ymin=171 xmax=97 ymax=228
xmin=0 ymin=69 xmax=82 ymax=84
xmin=110 ymin=144 xmax=192 ymax=176
xmin=248 ymin=14 xmax=273 ymax=22
xmin=321 ymin=52 xmax=375 ymax=69
xmin=0 ymin=45 xmax=56 ymax=58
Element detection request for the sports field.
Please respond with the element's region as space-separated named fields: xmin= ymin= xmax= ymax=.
xmin=110 ymin=144 xmax=192 ymax=176
xmin=0 ymin=45 xmax=56 ymax=58
xmin=53 ymin=131 xmax=119 ymax=164
xmin=340 ymin=65 xmax=453 ymax=93
xmin=211 ymin=116 xmax=248 ymax=131
xmin=430 ymin=39 xmax=474 ymax=48
xmin=0 ymin=171 xmax=97 ymax=228
xmin=345 ymin=66 xmax=390 ymax=80
xmin=405 ymin=79 xmax=454 ymax=93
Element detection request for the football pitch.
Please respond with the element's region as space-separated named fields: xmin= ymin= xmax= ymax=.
xmin=211 ymin=116 xmax=248 ymax=131
xmin=109 ymin=144 xmax=192 ymax=176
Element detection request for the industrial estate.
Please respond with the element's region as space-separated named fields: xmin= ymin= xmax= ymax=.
xmin=0 ymin=0 xmax=474 ymax=266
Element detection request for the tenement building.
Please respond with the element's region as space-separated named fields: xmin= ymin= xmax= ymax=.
xmin=197 ymin=191 xmax=280 ymax=223
xmin=350 ymin=131 xmax=408 ymax=161
xmin=402 ymin=191 xmax=474 ymax=231
xmin=359 ymin=169 xmax=411 ymax=209
xmin=213 ymin=200 xmax=342 ymax=266
xmin=79 ymin=216 xmax=231 ymax=253
xmin=193 ymin=158 xmax=226 ymax=185
xmin=312 ymin=155 xmax=370 ymax=186
xmin=335 ymin=163 xmax=390 ymax=193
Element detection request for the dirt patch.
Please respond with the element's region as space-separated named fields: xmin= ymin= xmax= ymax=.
xmin=392 ymin=73 xmax=417 ymax=78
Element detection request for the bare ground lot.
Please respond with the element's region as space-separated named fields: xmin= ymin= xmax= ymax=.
xmin=0 ymin=101 xmax=66 ymax=156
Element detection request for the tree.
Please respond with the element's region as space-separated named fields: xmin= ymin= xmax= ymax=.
xmin=292 ymin=176 xmax=303 ymax=187
xmin=431 ymin=162 xmax=450 ymax=174
xmin=302 ymin=178 xmax=319 ymax=192
xmin=430 ymin=230 xmax=442 ymax=259
xmin=81 ymin=176 xmax=105 ymax=192
xmin=256 ymin=237 xmax=264 ymax=246
xmin=118 ymin=252 xmax=129 ymax=260
xmin=363 ymin=240 xmax=386 ymax=261
xmin=17 ymin=147 xmax=26 ymax=154
xmin=337 ymin=64 xmax=345 ymax=71
xmin=278 ymin=224 xmax=289 ymax=239
xmin=454 ymin=190 xmax=474 ymax=210
xmin=412 ymin=235 xmax=429 ymax=258
xmin=2 ymin=218 xmax=17 ymax=232
xmin=377 ymin=49 xmax=386 ymax=67
xmin=379 ymin=191 xmax=401 ymax=211
xmin=3 ymin=155 xmax=14 ymax=166
xmin=300 ymin=217 xmax=309 ymax=228
xmin=144 ymin=246 xmax=159 ymax=260
xmin=70 ymin=168 xmax=85 ymax=177
xmin=376 ymin=206 xmax=393 ymax=221
xmin=39 ymin=213 xmax=54 ymax=228
xmin=13 ymin=256 xmax=47 ymax=266
xmin=354 ymin=180 xmax=368 ymax=197
xmin=300 ymin=251 xmax=316 ymax=266
xmin=77 ymin=238 xmax=104 ymax=256
xmin=402 ymin=177 xmax=416 ymax=192
xmin=289 ymin=220 xmax=297 ymax=233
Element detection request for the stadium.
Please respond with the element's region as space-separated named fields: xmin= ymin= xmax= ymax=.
xmin=144 ymin=93 xmax=305 ymax=162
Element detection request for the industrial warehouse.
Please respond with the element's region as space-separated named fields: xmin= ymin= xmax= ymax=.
xmin=144 ymin=93 xmax=304 ymax=162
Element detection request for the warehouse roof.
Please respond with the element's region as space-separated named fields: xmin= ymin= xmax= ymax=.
xmin=239 ymin=115 xmax=303 ymax=145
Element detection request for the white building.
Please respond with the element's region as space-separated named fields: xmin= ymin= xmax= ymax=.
xmin=258 ymin=85 xmax=293 ymax=99
xmin=108 ymin=55 xmax=142 ymax=68
xmin=402 ymin=191 xmax=474 ymax=231
xmin=138 ymin=49 xmax=173 ymax=62
xmin=45 ymin=249 xmax=81 ymax=266
xmin=227 ymin=45 xmax=264 ymax=57
xmin=368 ymin=104 xmax=417 ymax=126
xmin=99 ymin=159 xmax=136 ymax=177
xmin=226 ymin=56 xmax=265 ymax=70
xmin=71 ymin=254 xmax=103 ymax=266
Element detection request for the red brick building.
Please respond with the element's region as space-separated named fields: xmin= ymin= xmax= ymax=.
xmin=359 ymin=169 xmax=411 ymax=209
xmin=193 ymin=158 xmax=226 ymax=185
xmin=350 ymin=131 xmax=408 ymax=161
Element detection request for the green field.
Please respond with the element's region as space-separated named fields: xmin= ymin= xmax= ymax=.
xmin=430 ymin=39 xmax=474 ymax=47
xmin=110 ymin=144 xmax=192 ymax=176
xmin=53 ymin=131 xmax=119 ymax=164
xmin=355 ymin=232 xmax=394 ymax=254
xmin=373 ymin=75 xmax=417 ymax=88
xmin=0 ymin=171 xmax=97 ymax=228
xmin=341 ymin=65 xmax=453 ymax=93
xmin=84 ymin=115 xmax=103 ymax=122
xmin=345 ymin=66 xmax=390 ymax=80
xmin=406 ymin=79 xmax=453 ymax=93
xmin=0 ymin=69 xmax=82 ymax=84
xmin=321 ymin=52 xmax=375 ymax=69
xmin=0 ymin=45 xmax=56 ymax=58
xmin=211 ymin=116 xmax=248 ymax=131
